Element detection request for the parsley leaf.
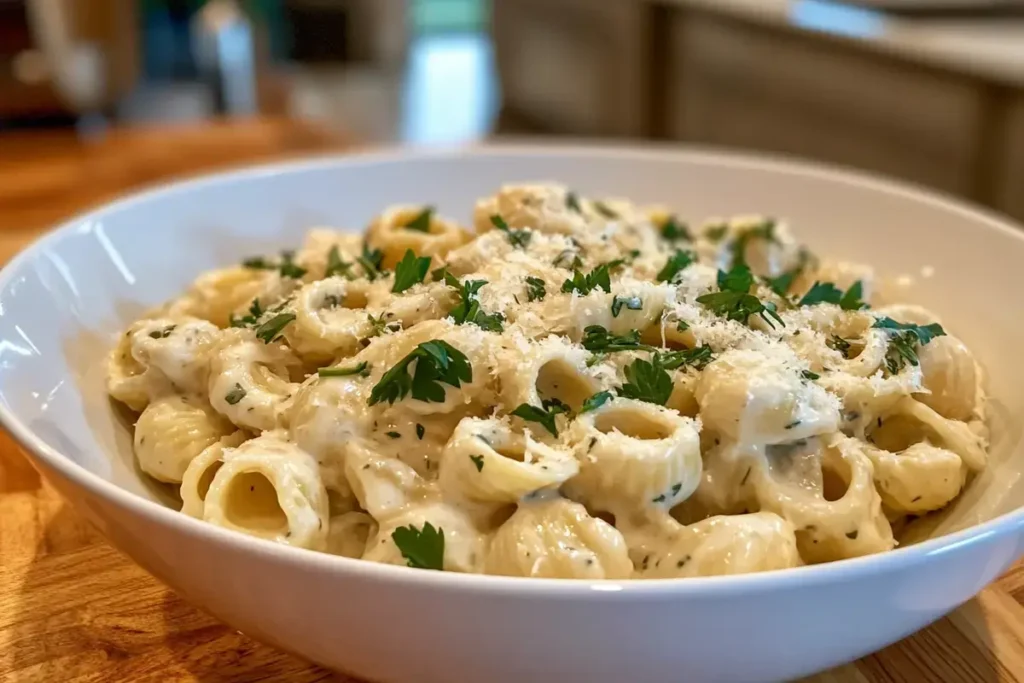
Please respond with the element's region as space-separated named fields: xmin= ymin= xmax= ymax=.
xmin=594 ymin=201 xmax=618 ymax=219
xmin=278 ymin=251 xmax=307 ymax=279
xmin=766 ymin=270 xmax=799 ymax=297
xmin=403 ymin=207 xmax=434 ymax=233
xmin=490 ymin=214 xmax=532 ymax=248
xmin=659 ymin=345 xmax=714 ymax=371
xmin=511 ymin=401 xmax=569 ymax=437
xmin=366 ymin=312 xmax=400 ymax=339
xmin=391 ymin=522 xmax=444 ymax=570
xmin=873 ymin=317 xmax=946 ymax=374
xmin=828 ymin=335 xmax=852 ymax=357
xmin=580 ymin=390 xmax=613 ymax=413
xmin=392 ymin=249 xmax=431 ymax=293
xmin=660 ymin=216 xmax=691 ymax=242
xmin=565 ymin=191 xmax=582 ymax=213
xmin=357 ymin=243 xmax=385 ymax=281
xmin=656 ymin=250 xmax=696 ymax=283
xmin=416 ymin=423 xmax=425 ymax=439
xmin=368 ymin=340 xmax=472 ymax=405
xmin=798 ymin=280 xmax=866 ymax=310
xmin=839 ymin=281 xmax=867 ymax=311
xmin=552 ymin=249 xmax=583 ymax=270
xmin=618 ymin=356 xmax=673 ymax=406
xmin=611 ymin=295 xmax=643 ymax=317
xmin=469 ymin=454 xmax=485 ymax=471
xmin=242 ymin=256 xmax=276 ymax=270
xmin=445 ymin=275 xmax=504 ymax=332
xmin=561 ymin=263 xmax=613 ymax=295
xmin=704 ymin=224 xmax=728 ymax=243
xmin=224 ymin=383 xmax=246 ymax=405
xmin=325 ymin=245 xmax=354 ymax=279
xmin=802 ymin=370 xmax=820 ymax=381
xmin=525 ymin=276 xmax=546 ymax=302
xmin=148 ymin=325 xmax=175 ymax=339
xmin=318 ymin=361 xmax=370 ymax=378
xmin=229 ymin=298 xmax=265 ymax=328
xmin=696 ymin=264 xmax=784 ymax=329
xmin=730 ymin=219 xmax=776 ymax=268
xmin=255 ymin=313 xmax=295 ymax=343
xmin=581 ymin=326 xmax=654 ymax=353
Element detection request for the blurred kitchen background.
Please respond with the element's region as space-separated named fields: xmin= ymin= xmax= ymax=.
xmin=3 ymin=0 xmax=1024 ymax=225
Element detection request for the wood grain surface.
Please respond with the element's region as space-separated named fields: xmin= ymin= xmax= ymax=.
xmin=0 ymin=119 xmax=1022 ymax=683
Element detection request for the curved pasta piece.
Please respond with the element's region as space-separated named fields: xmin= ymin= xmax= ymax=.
xmin=167 ymin=265 xmax=299 ymax=328
xmin=638 ymin=512 xmax=801 ymax=579
xmin=179 ymin=431 xmax=249 ymax=517
xmin=134 ymin=317 xmax=222 ymax=393
xmin=566 ymin=281 xmax=671 ymax=338
xmin=284 ymin=277 xmax=378 ymax=361
xmin=107 ymin=326 xmax=171 ymax=412
xmin=564 ymin=397 xmax=702 ymax=513
xmin=325 ymin=511 xmax=378 ymax=558
xmin=683 ymin=441 xmax=761 ymax=518
xmin=293 ymin=228 xmax=365 ymax=278
xmin=366 ymin=205 xmax=471 ymax=269
xmin=363 ymin=502 xmax=487 ymax=573
xmin=915 ymin=335 xmax=979 ymax=422
xmin=474 ymin=183 xmax=591 ymax=236
xmin=498 ymin=334 xmax=600 ymax=417
xmin=753 ymin=433 xmax=894 ymax=564
xmin=873 ymin=396 xmax=987 ymax=472
xmin=696 ymin=347 xmax=841 ymax=445
xmin=439 ymin=417 xmax=578 ymax=503
xmin=202 ymin=433 xmax=330 ymax=550
xmin=344 ymin=442 xmax=435 ymax=522
xmin=380 ymin=281 xmax=456 ymax=328
xmin=134 ymin=395 xmax=236 ymax=483
xmin=863 ymin=442 xmax=965 ymax=514
xmin=484 ymin=497 xmax=632 ymax=579
xmin=208 ymin=330 xmax=302 ymax=431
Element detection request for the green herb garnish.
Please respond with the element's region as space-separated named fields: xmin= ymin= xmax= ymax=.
xmin=224 ymin=383 xmax=246 ymax=405
xmin=525 ymin=276 xmax=547 ymax=302
xmin=611 ymin=295 xmax=643 ymax=318
xmin=802 ymin=370 xmax=820 ymax=381
xmin=255 ymin=313 xmax=295 ymax=343
xmin=469 ymin=454 xmax=485 ymax=471
xmin=659 ymin=345 xmax=714 ymax=371
xmin=278 ymin=251 xmax=307 ymax=279
xmin=565 ymin=191 xmax=582 ymax=213
xmin=444 ymin=274 xmax=504 ymax=332
xmin=148 ymin=325 xmax=175 ymax=339
xmin=318 ymin=361 xmax=370 ymax=378
xmin=552 ymin=249 xmax=583 ymax=270
xmin=594 ymin=201 xmax=618 ymax=219
xmin=873 ymin=317 xmax=946 ymax=374
xmin=828 ymin=335 xmax=852 ymax=357
xmin=490 ymin=214 xmax=532 ymax=248
xmin=404 ymin=207 xmax=434 ymax=233
xmin=730 ymin=219 xmax=776 ymax=268
xmin=798 ymin=280 xmax=866 ymax=310
xmin=581 ymin=326 xmax=654 ymax=353
xmin=229 ymin=298 xmax=264 ymax=328
xmin=618 ymin=355 xmax=673 ymax=406
xmin=368 ymin=340 xmax=472 ymax=405
xmin=392 ymin=522 xmax=444 ymax=570
xmin=391 ymin=249 xmax=431 ymax=293
xmin=561 ymin=263 xmax=613 ymax=295
xmin=580 ymin=391 xmax=613 ymax=413
xmin=325 ymin=245 xmax=354 ymax=279
xmin=696 ymin=264 xmax=784 ymax=329
xmin=660 ymin=216 xmax=691 ymax=242
xmin=511 ymin=401 xmax=569 ymax=437
xmin=416 ymin=423 xmax=425 ymax=440
xmin=704 ymin=225 xmax=728 ymax=243
xmin=656 ymin=250 xmax=696 ymax=283
xmin=357 ymin=243 xmax=385 ymax=281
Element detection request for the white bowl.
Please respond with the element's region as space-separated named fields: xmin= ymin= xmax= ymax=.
xmin=2 ymin=145 xmax=1023 ymax=683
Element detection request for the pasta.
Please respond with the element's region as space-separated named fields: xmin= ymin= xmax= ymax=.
xmin=106 ymin=182 xmax=989 ymax=578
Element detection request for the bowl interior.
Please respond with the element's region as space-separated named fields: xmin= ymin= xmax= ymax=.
xmin=1 ymin=146 xmax=1021 ymax=541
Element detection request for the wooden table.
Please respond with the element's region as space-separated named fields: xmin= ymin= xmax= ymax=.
xmin=1 ymin=119 xmax=1023 ymax=682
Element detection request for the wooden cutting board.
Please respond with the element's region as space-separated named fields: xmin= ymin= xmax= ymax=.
xmin=1 ymin=120 xmax=1023 ymax=682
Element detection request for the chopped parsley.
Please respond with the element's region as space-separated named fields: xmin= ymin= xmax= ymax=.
xmin=403 ymin=207 xmax=434 ymax=233
xmin=368 ymin=340 xmax=472 ymax=405
xmin=561 ymin=263 xmax=613 ymax=295
xmin=580 ymin=391 xmax=613 ymax=413
xmin=148 ymin=326 xmax=175 ymax=339
xmin=224 ymin=383 xmax=246 ymax=405
xmin=490 ymin=214 xmax=532 ymax=249
xmin=318 ymin=361 xmax=370 ymax=378
xmin=552 ymin=249 xmax=583 ymax=270
xmin=656 ymin=249 xmax=696 ymax=283
xmin=696 ymin=264 xmax=784 ymax=329
xmin=511 ymin=399 xmax=570 ymax=437
xmin=444 ymin=274 xmax=504 ymax=332
xmin=391 ymin=249 xmax=431 ymax=293
xmin=676 ymin=320 xmax=690 ymax=333
xmin=802 ymin=370 xmax=820 ymax=381
xmin=828 ymin=335 xmax=853 ymax=357
xmin=229 ymin=298 xmax=264 ymax=328
xmin=386 ymin=431 xmax=401 ymax=439
xmin=581 ymin=326 xmax=653 ymax=353
xmin=242 ymin=251 xmax=306 ymax=279
xmin=594 ymin=201 xmax=618 ymax=219
xmin=873 ymin=317 xmax=946 ymax=374
xmin=254 ymin=313 xmax=296 ymax=343
xmin=242 ymin=256 xmax=275 ymax=270
xmin=798 ymin=280 xmax=866 ymax=310
xmin=565 ymin=191 xmax=582 ymax=213
xmin=416 ymin=423 xmax=425 ymax=440
xmin=366 ymin=312 xmax=400 ymax=338
xmin=525 ymin=276 xmax=547 ymax=302
xmin=391 ymin=522 xmax=444 ymax=570
xmin=469 ymin=454 xmax=485 ymax=471
xmin=653 ymin=483 xmax=683 ymax=503
xmin=324 ymin=245 xmax=354 ymax=279
xmin=660 ymin=345 xmax=714 ymax=371
xmin=618 ymin=355 xmax=673 ymax=406
xmin=357 ymin=243 xmax=385 ymax=281
xmin=730 ymin=219 xmax=776 ymax=268
xmin=660 ymin=216 xmax=691 ymax=242
xmin=704 ymin=224 xmax=728 ymax=243
xmin=611 ymin=295 xmax=643 ymax=317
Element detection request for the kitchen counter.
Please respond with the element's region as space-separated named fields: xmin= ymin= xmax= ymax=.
xmin=668 ymin=0 xmax=1024 ymax=87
